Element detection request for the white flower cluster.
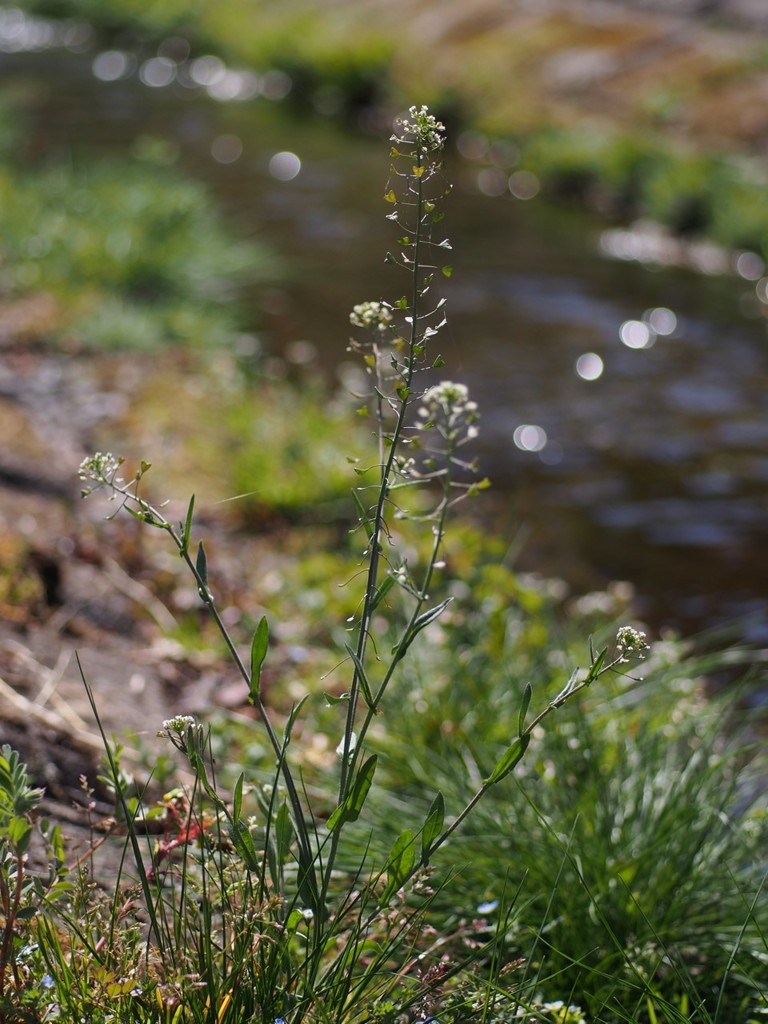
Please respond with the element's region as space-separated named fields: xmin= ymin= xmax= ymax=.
xmin=349 ymin=300 xmax=393 ymax=333
xmin=78 ymin=451 xmax=124 ymax=495
xmin=162 ymin=715 xmax=197 ymax=734
xmin=417 ymin=381 xmax=479 ymax=444
xmin=393 ymin=104 xmax=446 ymax=153
xmin=615 ymin=626 xmax=650 ymax=661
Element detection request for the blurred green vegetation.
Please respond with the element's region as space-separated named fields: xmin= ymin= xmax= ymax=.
xmin=116 ymin=362 xmax=374 ymax=522
xmin=521 ymin=127 xmax=768 ymax=257
xmin=0 ymin=161 xmax=272 ymax=350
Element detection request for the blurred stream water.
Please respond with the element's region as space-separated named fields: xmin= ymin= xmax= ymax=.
xmin=4 ymin=41 xmax=768 ymax=640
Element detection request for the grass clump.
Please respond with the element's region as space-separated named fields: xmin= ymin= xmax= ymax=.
xmin=1 ymin=108 xmax=766 ymax=1024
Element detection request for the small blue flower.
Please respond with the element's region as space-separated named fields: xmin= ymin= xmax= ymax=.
xmin=41 ymin=974 xmax=55 ymax=989
xmin=274 ymin=1018 xmax=288 ymax=1024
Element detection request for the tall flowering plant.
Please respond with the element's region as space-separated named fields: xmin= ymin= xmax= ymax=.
xmin=77 ymin=106 xmax=647 ymax=1023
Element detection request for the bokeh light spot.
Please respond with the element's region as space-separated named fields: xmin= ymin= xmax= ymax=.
xmin=261 ymin=68 xmax=292 ymax=100
xmin=508 ymin=170 xmax=540 ymax=200
xmin=139 ymin=57 xmax=176 ymax=88
xmin=189 ymin=54 xmax=225 ymax=86
xmin=575 ymin=352 xmax=604 ymax=380
xmin=513 ymin=424 xmax=547 ymax=452
xmin=92 ymin=50 xmax=130 ymax=81
xmin=477 ymin=167 xmax=507 ymax=197
xmin=735 ymin=251 xmax=764 ymax=281
xmin=211 ymin=134 xmax=243 ymax=164
xmin=619 ymin=319 xmax=654 ymax=349
xmin=269 ymin=151 xmax=301 ymax=181
xmin=645 ymin=307 xmax=677 ymax=335
xmin=457 ymin=130 xmax=488 ymax=161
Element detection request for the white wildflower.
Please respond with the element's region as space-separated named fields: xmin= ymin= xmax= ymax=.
xmin=393 ymin=104 xmax=446 ymax=153
xmin=162 ymin=715 xmax=197 ymax=734
xmin=78 ymin=451 xmax=125 ymax=495
xmin=350 ymin=300 xmax=393 ymax=333
xmin=615 ymin=626 xmax=650 ymax=661
xmin=417 ymin=381 xmax=480 ymax=445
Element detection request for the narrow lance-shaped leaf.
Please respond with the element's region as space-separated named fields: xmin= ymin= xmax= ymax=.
xmin=195 ymin=541 xmax=208 ymax=598
xmin=393 ymin=597 xmax=453 ymax=661
xmin=233 ymin=772 xmax=245 ymax=822
xmin=227 ymin=816 xmax=260 ymax=872
xmin=518 ymin=683 xmax=532 ymax=737
xmin=553 ymin=666 xmax=580 ymax=706
xmin=326 ymin=754 xmax=378 ymax=832
xmin=421 ymin=791 xmax=444 ymax=865
xmin=180 ymin=494 xmax=195 ymax=555
xmin=381 ymin=829 xmax=415 ymax=904
xmin=585 ymin=647 xmax=608 ymax=685
xmin=283 ymin=695 xmax=310 ymax=750
xmin=369 ymin=572 xmax=397 ymax=614
xmin=483 ymin=734 xmax=531 ymax=787
xmin=324 ymin=692 xmax=350 ymax=706
xmin=296 ymin=840 xmax=321 ymax=917
xmin=249 ymin=616 xmax=269 ymax=704
xmin=275 ymin=801 xmax=292 ymax=866
xmin=351 ymin=487 xmax=374 ymax=540
xmin=345 ymin=643 xmax=375 ymax=708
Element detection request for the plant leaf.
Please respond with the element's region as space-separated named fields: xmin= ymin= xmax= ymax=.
xmin=421 ymin=791 xmax=444 ymax=865
xmin=369 ymin=573 xmax=397 ymax=613
xmin=181 ymin=494 xmax=195 ymax=554
xmin=351 ymin=488 xmax=374 ymax=540
xmin=586 ymin=647 xmax=608 ymax=684
xmin=394 ymin=597 xmax=453 ymax=660
xmin=296 ymin=841 xmax=321 ymax=916
xmin=324 ymin=691 xmax=350 ymax=706
xmin=327 ymin=754 xmax=378 ymax=832
xmin=483 ymin=734 xmax=531 ymax=787
xmin=345 ymin=643 xmax=375 ymax=708
xmin=275 ymin=801 xmax=292 ymax=865
xmin=518 ymin=683 xmax=532 ymax=737
xmin=195 ymin=541 xmax=208 ymax=588
xmin=227 ymin=816 xmax=259 ymax=872
xmin=233 ymin=772 xmax=245 ymax=822
xmin=283 ymin=695 xmax=310 ymax=748
xmin=381 ymin=829 xmax=415 ymax=904
xmin=249 ymin=616 xmax=269 ymax=703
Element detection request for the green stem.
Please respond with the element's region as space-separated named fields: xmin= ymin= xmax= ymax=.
xmin=339 ymin=149 xmax=425 ymax=796
xmin=313 ymin=144 xmax=430 ymax=973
